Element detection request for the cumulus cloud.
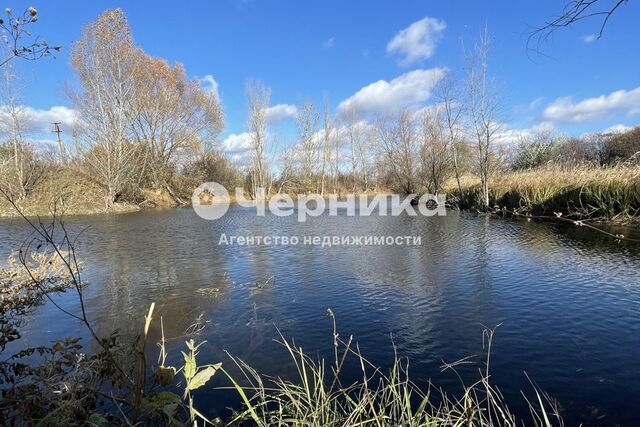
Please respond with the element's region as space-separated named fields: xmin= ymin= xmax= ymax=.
xmin=602 ymin=124 xmax=632 ymax=134
xmin=386 ymin=17 xmax=446 ymax=66
xmin=497 ymin=122 xmax=555 ymax=146
xmin=199 ymin=75 xmax=220 ymax=98
xmin=221 ymin=132 xmax=253 ymax=154
xmin=0 ymin=105 xmax=79 ymax=135
xmin=337 ymin=68 xmax=447 ymax=116
xmin=265 ymin=104 xmax=297 ymax=123
xmin=220 ymin=132 xmax=254 ymax=167
xmin=541 ymin=86 xmax=640 ymax=124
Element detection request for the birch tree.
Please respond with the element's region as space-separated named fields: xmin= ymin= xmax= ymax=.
xmin=69 ymin=9 xmax=140 ymax=206
xmin=0 ymin=58 xmax=29 ymax=197
xmin=465 ymin=27 xmax=503 ymax=208
xmin=296 ymin=100 xmax=319 ymax=193
xmin=246 ymin=80 xmax=271 ymax=198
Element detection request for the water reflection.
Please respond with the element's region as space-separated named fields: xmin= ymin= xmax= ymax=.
xmin=0 ymin=207 xmax=639 ymax=426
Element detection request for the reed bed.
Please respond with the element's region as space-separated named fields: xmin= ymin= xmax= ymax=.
xmin=447 ymin=165 xmax=640 ymax=220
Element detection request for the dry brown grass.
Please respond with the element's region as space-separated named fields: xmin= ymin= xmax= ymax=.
xmin=446 ymin=165 xmax=640 ymax=220
xmin=0 ymin=167 xmax=140 ymax=217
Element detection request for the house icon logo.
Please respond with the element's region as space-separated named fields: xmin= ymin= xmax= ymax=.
xmin=192 ymin=182 xmax=230 ymax=220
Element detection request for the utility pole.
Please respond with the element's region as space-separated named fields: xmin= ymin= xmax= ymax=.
xmin=52 ymin=122 xmax=65 ymax=165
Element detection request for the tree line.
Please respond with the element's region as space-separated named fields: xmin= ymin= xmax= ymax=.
xmin=1 ymin=8 xmax=638 ymax=212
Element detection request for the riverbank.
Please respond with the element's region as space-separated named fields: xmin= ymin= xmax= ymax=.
xmin=0 ymin=171 xmax=138 ymax=218
xmin=4 ymin=164 xmax=640 ymax=225
xmin=0 ymin=169 xmax=186 ymax=218
xmin=446 ymin=164 xmax=640 ymax=224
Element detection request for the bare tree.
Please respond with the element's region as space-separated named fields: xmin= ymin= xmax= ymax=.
xmin=375 ymin=111 xmax=420 ymax=195
xmin=465 ymin=27 xmax=503 ymax=208
xmin=418 ymin=106 xmax=451 ymax=194
xmin=435 ymin=75 xmax=465 ymax=196
xmin=319 ymin=97 xmax=334 ymax=196
xmin=296 ymin=100 xmax=320 ymax=193
xmin=246 ymin=80 xmax=271 ymax=198
xmin=354 ymin=123 xmax=374 ymax=193
xmin=328 ymin=125 xmax=343 ymax=194
xmin=0 ymin=57 xmax=29 ymax=197
xmin=340 ymin=107 xmax=367 ymax=192
xmin=69 ymin=9 xmax=141 ymax=206
xmin=276 ymin=144 xmax=296 ymax=194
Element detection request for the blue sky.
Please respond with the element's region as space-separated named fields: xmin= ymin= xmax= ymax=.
xmin=5 ymin=0 xmax=640 ymax=153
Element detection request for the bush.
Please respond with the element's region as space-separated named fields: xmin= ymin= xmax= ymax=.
xmin=511 ymin=132 xmax=556 ymax=170
xmin=181 ymin=152 xmax=243 ymax=192
xmin=603 ymin=126 xmax=640 ymax=164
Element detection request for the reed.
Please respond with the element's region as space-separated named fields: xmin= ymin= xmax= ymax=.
xmin=448 ymin=165 xmax=640 ymax=220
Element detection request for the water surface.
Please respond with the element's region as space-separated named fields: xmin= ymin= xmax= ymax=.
xmin=1 ymin=207 xmax=639 ymax=426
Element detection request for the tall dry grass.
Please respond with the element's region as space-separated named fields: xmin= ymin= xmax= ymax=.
xmin=447 ymin=165 xmax=640 ymax=220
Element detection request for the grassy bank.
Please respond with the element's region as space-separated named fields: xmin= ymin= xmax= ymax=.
xmin=0 ymin=168 xmax=138 ymax=217
xmin=5 ymin=163 xmax=640 ymax=224
xmin=0 ymin=168 xmax=193 ymax=218
xmin=447 ymin=165 xmax=640 ymax=222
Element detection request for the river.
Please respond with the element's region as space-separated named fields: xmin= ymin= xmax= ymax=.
xmin=1 ymin=206 xmax=639 ymax=425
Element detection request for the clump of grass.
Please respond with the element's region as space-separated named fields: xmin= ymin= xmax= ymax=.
xmin=222 ymin=312 xmax=563 ymax=427
xmin=447 ymin=165 xmax=640 ymax=221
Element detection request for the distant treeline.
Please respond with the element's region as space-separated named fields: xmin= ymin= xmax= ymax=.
xmin=1 ymin=9 xmax=638 ymax=217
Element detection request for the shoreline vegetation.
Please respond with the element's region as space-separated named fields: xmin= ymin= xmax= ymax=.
xmin=2 ymin=163 xmax=639 ymax=226
xmin=448 ymin=164 xmax=640 ymax=224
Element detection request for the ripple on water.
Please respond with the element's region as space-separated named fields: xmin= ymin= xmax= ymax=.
xmin=1 ymin=208 xmax=639 ymax=426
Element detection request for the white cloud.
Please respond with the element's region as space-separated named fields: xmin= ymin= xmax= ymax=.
xmin=323 ymin=37 xmax=335 ymax=49
xmin=337 ymin=68 xmax=447 ymax=116
xmin=497 ymin=122 xmax=555 ymax=146
xmin=221 ymin=132 xmax=253 ymax=154
xmin=602 ymin=124 xmax=632 ymax=134
xmin=541 ymin=86 xmax=640 ymax=123
xmin=265 ymin=104 xmax=297 ymax=123
xmin=581 ymin=34 xmax=597 ymax=43
xmin=220 ymin=132 xmax=254 ymax=168
xmin=199 ymin=75 xmax=220 ymax=98
xmin=386 ymin=17 xmax=446 ymax=66
xmin=0 ymin=105 xmax=79 ymax=135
